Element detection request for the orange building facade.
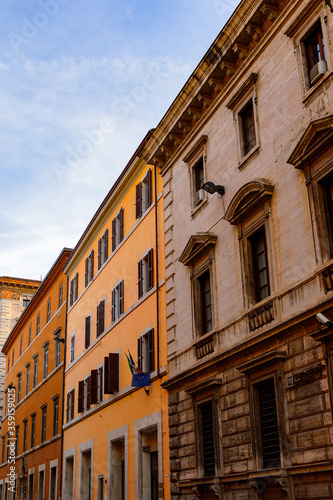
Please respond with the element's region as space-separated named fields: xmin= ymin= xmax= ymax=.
xmin=0 ymin=249 xmax=71 ymax=500
xmin=62 ymin=137 xmax=169 ymax=500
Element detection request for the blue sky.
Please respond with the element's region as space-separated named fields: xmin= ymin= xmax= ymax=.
xmin=0 ymin=0 xmax=238 ymax=279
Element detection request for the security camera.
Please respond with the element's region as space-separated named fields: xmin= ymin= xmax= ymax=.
xmin=316 ymin=312 xmax=332 ymax=326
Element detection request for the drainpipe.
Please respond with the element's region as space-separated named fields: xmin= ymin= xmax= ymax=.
xmin=154 ymin=164 xmax=161 ymax=378
xmin=59 ymin=275 xmax=69 ymax=500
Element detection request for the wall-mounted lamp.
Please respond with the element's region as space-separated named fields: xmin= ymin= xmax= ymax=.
xmin=53 ymin=336 xmax=65 ymax=344
xmin=325 ymin=0 xmax=333 ymax=13
xmin=202 ymin=181 xmax=225 ymax=196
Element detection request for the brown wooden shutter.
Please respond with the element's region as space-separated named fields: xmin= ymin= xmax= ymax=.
xmin=119 ymin=208 xmax=123 ymax=242
xmin=85 ymin=316 xmax=91 ymax=349
xmin=96 ymin=303 xmax=100 ymax=337
xmin=90 ymin=369 xmax=98 ymax=404
xmin=111 ymin=289 xmax=116 ymax=323
xmin=147 ymin=168 xmax=152 ymax=207
xmin=148 ymin=329 xmax=154 ymax=372
xmin=108 ymin=353 xmax=119 ymax=393
xmin=104 ymin=356 xmax=111 ymax=394
xmin=86 ymin=376 xmax=91 ymax=410
xmin=70 ymin=389 xmax=75 ymax=420
xmin=78 ymin=381 xmax=84 ymax=413
xmin=138 ymin=260 xmax=143 ymax=299
xmin=74 ymin=273 xmax=78 ymax=300
xmin=66 ymin=392 xmax=70 ymax=422
xmin=137 ymin=337 xmax=142 ymax=372
xmin=104 ymin=228 xmax=108 ymax=261
xmin=119 ymin=280 xmax=124 ymax=315
xmin=148 ymin=249 xmax=154 ymax=290
xmin=90 ymin=250 xmax=94 ymax=280
xmin=98 ymin=238 xmax=102 ymax=270
xmin=85 ymin=258 xmax=89 ymax=286
xmin=100 ymin=300 xmax=105 ymax=335
xmin=112 ymin=218 xmax=116 ymax=251
xmin=70 ymin=280 xmax=74 ymax=306
xmin=135 ymin=183 xmax=142 ymax=219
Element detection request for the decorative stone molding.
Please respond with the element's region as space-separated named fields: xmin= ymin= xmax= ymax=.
xmin=179 ymin=234 xmax=217 ymax=266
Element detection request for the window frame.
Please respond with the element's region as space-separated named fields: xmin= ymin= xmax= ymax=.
xmin=138 ymin=249 xmax=154 ymax=299
xmin=111 ymin=280 xmax=124 ymax=323
xmin=47 ymin=299 xmax=51 ymax=323
xmin=55 ymin=338 xmax=61 ymax=368
xmin=59 ymin=283 xmax=63 ymax=308
xmin=98 ymin=228 xmax=109 ymax=269
xmin=137 ymin=329 xmax=154 ymax=374
xmin=53 ymin=396 xmax=59 ymax=437
xmin=33 ymin=354 xmax=38 ymax=389
xmin=43 ymin=342 xmax=49 ymax=379
xmin=70 ymin=273 xmax=79 ymax=306
xmin=36 ymin=314 xmax=40 ymax=336
xmin=85 ymin=250 xmax=94 ymax=287
xmin=135 ymin=168 xmax=153 ymax=219
xmin=30 ymin=413 xmax=36 ymax=448
xmin=17 ymin=373 xmax=22 ymax=404
xmin=70 ymin=333 xmax=75 ymax=363
xmin=23 ymin=419 xmax=28 ymax=453
xmin=96 ymin=299 xmax=106 ymax=338
xmin=26 ymin=363 xmax=30 ymax=396
xmin=85 ymin=315 xmax=91 ymax=349
xmin=41 ymin=405 xmax=47 ymax=443
xmin=183 ymin=135 xmax=208 ymax=212
xmin=111 ymin=208 xmax=124 ymax=252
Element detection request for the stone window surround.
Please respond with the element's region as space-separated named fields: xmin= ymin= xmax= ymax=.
xmin=49 ymin=459 xmax=58 ymax=500
xmin=63 ymin=447 xmax=76 ymax=500
xmin=79 ymin=439 xmax=94 ymax=500
xmin=107 ymin=425 xmax=128 ymax=500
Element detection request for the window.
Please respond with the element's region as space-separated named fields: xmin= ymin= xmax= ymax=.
xmin=20 ymin=337 xmax=23 ymax=356
xmin=4 ymin=390 xmax=7 ymax=416
xmin=28 ymin=325 xmax=32 ymax=345
xmin=199 ymin=401 xmax=215 ymax=476
xmin=66 ymin=389 xmax=75 ymax=423
xmin=98 ymin=229 xmax=109 ymax=269
xmin=1 ymin=436 xmax=5 ymax=463
xmin=33 ymin=355 xmax=38 ymax=389
xmin=96 ymin=300 xmax=105 ymax=337
xmin=193 ymin=157 xmax=205 ymax=207
xmin=198 ymin=270 xmax=212 ymax=335
xmin=250 ymin=227 xmax=270 ymax=302
xmin=138 ymin=330 xmax=154 ymax=373
xmin=23 ymin=298 xmax=31 ymax=307
xmin=36 ymin=315 xmax=40 ymax=336
xmin=138 ymin=249 xmax=154 ymax=299
xmin=109 ymin=434 xmax=126 ymax=500
xmin=43 ymin=343 xmax=49 ymax=378
xmin=78 ymin=377 xmax=92 ymax=412
xmin=85 ymin=250 xmax=94 ymax=287
xmin=23 ymin=419 xmax=28 ymax=452
xmin=15 ymin=426 xmax=19 ymax=457
xmin=135 ymin=168 xmax=152 ymax=218
xmin=240 ymin=100 xmax=256 ymax=157
xmin=55 ymin=339 xmax=61 ymax=368
xmin=12 ymin=349 xmax=15 ymax=368
xmin=112 ymin=209 xmax=124 ymax=252
xmin=6 ymin=433 xmax=9 ymax=461
xmin=41 ymin=406 xmax=47 ymax=443
xmin=85 ymin=316 xmax=91 ymax=349
xmin=59 ymin=283 xmax=63 ymax=308
xmin=97 ymin=366 xmax=103 ymax=402
xmin=53 ymin=396 xmax=59 ymax=436
xmin=17 ymin=373 xmax=21 ymax=403
xmin=183 ymin=135 xmax=208 ymax=210
xmin=47 ymin=300 xmax=51 ymax=322
xmin=304 ymin=23 xmax=327 ymax=86
xmin=70 ymin=334 xmax=75 ymax=363
xmin=69 ymin=273 xmax=79 ymax=306
xmin=97 ymin=475 xmax=104 ymax=500
xmin=26 ymin=364 xmax=30 ymax=395
xmin=104 ymin=353 xmax=120 ymax=394
xmin=112 ymin=280 xmax=124 ymax=323
xmin=31 ymin=413 xmax=36 ymax=448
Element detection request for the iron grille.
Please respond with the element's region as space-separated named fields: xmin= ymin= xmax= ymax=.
xmin=201 ymin=401 xmax=216 ymax=476
xmin=257 ymin=379 xmax=281 ymax=468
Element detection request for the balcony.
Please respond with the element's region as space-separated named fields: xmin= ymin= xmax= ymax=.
xmin=248 ymin=300 xmax=274 ymax=332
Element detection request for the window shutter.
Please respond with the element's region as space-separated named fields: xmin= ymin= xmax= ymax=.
xmin=66 ymin=392 xmax=70 ymax=422
xmin=108 ymin=353 xmax=119 ymax=393
xmin=119 ymin=208 xmax=123 ymax=243
xmin=85 ymin=316 xmax=91 ymax=349
xmin=137 ymin=337 xmax=142 ymax=372
xmin=78 ymin=381 xmax=84 ymax=413
xmin=104 ymin=228 xmax=108 ymax=261
xmin=104 ymin=356 xmax=111 ymax=394
xmin=90 ymin=369 xmax=98 ymax=404
xmin=148 ymin=329 xmax=155 ymax=372
xmin=138 ymin=260 xmax=143 ymax=299
xmin=148 ymin=249 xmax=154 ymax=290
xmin=112 ymin=218 xmax=116 ymax=252
xmin=135 ymin=183 xmax=142 ymax=219
xmin=86 ymin=376 xmax=91 ymax=410
xmin=96 ymin=303 xmax=100 ymax=337
xmin=70 ymin=389 xmax=75 ymax=420
xmin=85 ymin=258 xmax=89 ymax=286
xmin=100 ymin=300 xmax=105 ymax=335
xmin=90 ymin=250 xmax=94 ymax=281
xmin=119 ymin=280 xmax=124 ymax=315
xmin=70 ymin=279 xmax=74 ymax=306
xmin=147 ymin=168 xmax=152 ymax=207
xmin=74 ymin=273 xmax=78 ymax=300
xmin=98 ymin=238 xmax=102 ymax=270
xmin=111 ymin=289 xmax=116 ymax=323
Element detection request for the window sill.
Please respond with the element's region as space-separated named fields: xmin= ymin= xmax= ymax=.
xmin=238 ymin=144 xmax=261 ymax=170
xmin=191 ymin=198 xmax=208 ymax=218
xmin=302 ymin=70 xmax=333 ymax=104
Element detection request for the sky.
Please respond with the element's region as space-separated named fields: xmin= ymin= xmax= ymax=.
xmin=0 ymin=0 xmax=239 ymax=280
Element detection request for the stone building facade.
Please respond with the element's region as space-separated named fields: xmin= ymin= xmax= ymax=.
xmin=0 ymin=278 xmax=40 ymax=421
xmin=141 ymin=0 xmax=333 ymax=498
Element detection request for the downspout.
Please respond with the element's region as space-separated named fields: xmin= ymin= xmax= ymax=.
xmin=154 ymin=164 xmax=161 ymax=378
xmin=59 ymin=275 xmax=69 ymax=500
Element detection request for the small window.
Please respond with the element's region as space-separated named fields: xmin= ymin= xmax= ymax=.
xmin=70 ymin=273 xmax=79 ymax=306
xmin=198 ymin=270 xmax=212 ymax=335
xmin=23 ymin=298 xmax=31 ymax=308
xmin=15 ymin=426 xmax=19 ymax=457
xmin=138 ymin=249 xmax=154 ymax=299
xmin=97 ymin=366 xmax=103 ymax=403
xmin=31 ymin=413 xmax=36 ymax=448
xmin=70 ymin=334 xmax=75 ymax=363
xmin=1 ymin=436 xmax=5 ymax=463
xmin=17 ymin=374 xmax=22 ymax=403
xmin=28 ymin=325 xmax=32 ymax=346
xmin=26 ymin=364 xmax=30 ymax=395
xmin=112 ymin=280 xmax=124 ymax=323
xmin=47 ymin=300 xmax=51 ymax=323
xmin=85 ymin=251 xmax=94 ymax=287
xmin=78 ymin=378 xmax=90 ymax=413
xmin=112 ymin=208 xmax=124 ymax=252
xmin=240 ymin=100 xmax=256 ymax=157
xmin=138 ymin=329 xmax=154 ymax=373
xmin=43 ymin=344 xmax=49 ymax=378
xmin=33 ymin=356 xmax=38 ymax=389
xmin=55 ymin=340 xmax=61 ymax=368
xmin=41 ymin=406 xmax=47 ymax=443
xmin=23 ymin=419 xmax=28 ymax=452
xmin=249 ymin=227 xmax=270 ymax=303
xmin=66 ymin=389 xmax=75 ymax=423
xmin=53 ymin=397 xmax=59 ymax=437
xmin=135 ymin=169 xmax=152 ymax=218
xmin=96 ymin=300 xmax=105 ymax=337
xmin=12 ymin=349 xmax=14 ymax=367
xmin=20 ymin=337 xmax=23 ymax=356
xmin=193 ymin=157 xmax=205 ymax=206
xmin=256 ymin=378 xmax=281 ymax=468
xmin=98 ymin=229 xmax=109 ymax=269
xmin=304 ymin=23 xmax=327 ymax=86
xmin=85 ymin=316 xmax=91 ymax=349
xmin=36 ymin=315 xmax=40 ymax=336
xmin=59 ymin=283 xmax=63 ymax=308
xmin=104 ymin=353 xmax=120 ymax=394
